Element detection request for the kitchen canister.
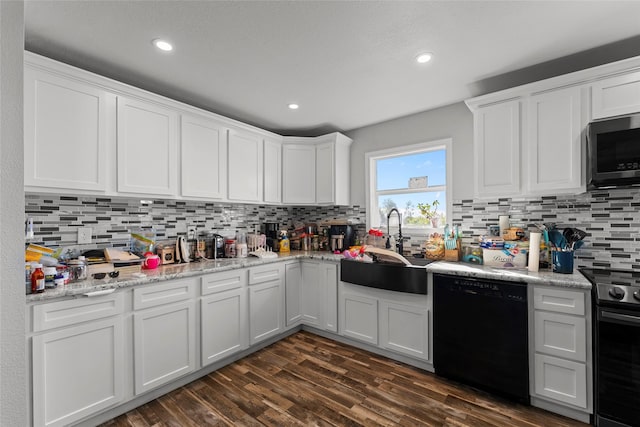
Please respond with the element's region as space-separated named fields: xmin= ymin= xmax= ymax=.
xmin=552 ymin=250 xmax=574 ymax=274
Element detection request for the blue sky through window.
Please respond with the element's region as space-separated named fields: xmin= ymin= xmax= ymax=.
xmin=376 ymin=150 xmax=446 ymax=190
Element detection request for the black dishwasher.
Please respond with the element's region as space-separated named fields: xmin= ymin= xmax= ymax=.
xmin=433 ymin=274 xmax=529 ymax=404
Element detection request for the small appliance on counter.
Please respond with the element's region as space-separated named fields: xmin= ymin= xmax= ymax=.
xmin=211 ymin=233 xmax=225 ymax=259
xmin=329 ymin=223 xmax=355 ymax=252
xmin=262 ymin=222 xmax=280 ymax=252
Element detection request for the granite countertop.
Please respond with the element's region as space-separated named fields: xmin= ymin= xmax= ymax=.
xmin=28 ymin=252 xmax=592 ymax=303
xmin=426 ymin=261 xmax=592 ymax=290
xmin=27 ymin=251 xmax=344 ymax=303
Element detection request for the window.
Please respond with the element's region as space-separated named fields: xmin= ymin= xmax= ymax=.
xmin=365 ymin=138 xmax=452 ymax=234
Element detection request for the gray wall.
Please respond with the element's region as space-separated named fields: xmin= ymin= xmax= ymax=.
xmin=346 ymin=101 xmax=474 ymax=207
xmin=0 ymin=0 xmax=27 ymax=425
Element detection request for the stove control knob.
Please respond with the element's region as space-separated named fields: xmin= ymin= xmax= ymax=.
xmin=634 ymin=290 xmax=640 ymax=301
xmin=609 ymin=286 xmax=625 ymax=300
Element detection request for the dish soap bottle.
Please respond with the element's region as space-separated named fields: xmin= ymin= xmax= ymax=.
xmin=279 ymin=230 xmax=290 ymax=253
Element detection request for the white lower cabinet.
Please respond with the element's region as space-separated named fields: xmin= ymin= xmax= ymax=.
xmin=379 ymin=300 xmax=429 ymax=360
xmin=339 ymin=282 xmax=430 ymax=361
xmin=301 ymin=261 xmax=321 ymax=326
xmin=319 ymin=262 xmax=338 ymax=333
xmin=534 ymin=353 xmax=587 ymax=408
xmin=340 ymin=291 xmax=379 ymax=345
xmin=248 ymin=264 xmax=284 ymax=345
xmin=284 ymin=262 xmax=302 ymax=326
xmin=201 ymin=287 xmax=248 ymax=366
xmin=531 ymin=285 xmax=591 ymax=413
xmin=133 ymin=280 xmax=197 ymax=395
xmin=200 ymin=270 xmax=248 ymax=366
xmin=31 ymin=293 xmax=125 ymax=427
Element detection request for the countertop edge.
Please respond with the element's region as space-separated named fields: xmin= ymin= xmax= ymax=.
xmin=426 ymin=261 xmax=592 ymax=290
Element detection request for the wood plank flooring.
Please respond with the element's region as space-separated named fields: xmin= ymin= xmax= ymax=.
xmin=101 ymin=331 xmax=589 ymax=427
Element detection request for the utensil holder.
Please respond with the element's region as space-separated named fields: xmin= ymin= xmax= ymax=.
xmin=444 ymin=240 xmax=461 ymax=261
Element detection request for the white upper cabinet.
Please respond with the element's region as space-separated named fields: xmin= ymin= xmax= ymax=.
xmin=472 ymin=100 xmax=521 ymax=198
xmin=316 ymin=133 xmax=351 ymax=205
xmin=263 ymin=137 xmax=282 ymax=204
xmin=117 ymin=96 xmax=178 ymax=196
xmin=527 ymin=86 xmax=585 ymax=195
xmin=181 ymin=114 xmax=226 ymax=199
xmin=591 ymin=70 xmax=640 ymax=119
xmin=282 ymin=142 xmax=316 ymax=204
xmin=24 ymin=66 xmax=110 ymax=192
xmin=283 ymin=133 xmax=352 ymax=205
xmin=227 ymin=129 xmax=263 ymax=202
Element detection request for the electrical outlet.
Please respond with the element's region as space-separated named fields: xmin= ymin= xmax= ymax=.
xmin=77 ymin=227 xmax=92 ymax=244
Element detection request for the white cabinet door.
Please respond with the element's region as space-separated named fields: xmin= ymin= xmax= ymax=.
xmin=249 ymin=280 xmax=283 ymax=345
xmin=315 ymin=142 xmax=335 ymax=204
xmin=201 ymin=287 xmax=248 ymax=366
xmin=301 ymin=261 xmax=321 ymax=326
xmin=227 ymin=129 xmax=263 ymax=202
xmin=339 ymin=290 xmax=378 ymax=345
xmin=320 ymin=262 xmax=338 ymax=333
xmin=263 ymin=137 xmax=282 ymax=204
xmin=527 ymin=87 xmax=584 ymax=194
xmin=379 ymin=301 xmax=429 ymax=361
xmin=282 ymin=143 xmax=315 ymax=204
xmin=32 ymin=317 xmax=124 ymax=427
xmin=535 ymin=311 xmax=586 ymax=363
xmin=534 ymin=353 xmax=587 ymax=409
xmin=474 ymin=100 xmax=521 ymax=198
xmin=181 ymin=114 xmax=226 ymax=199
xmin=591 ymin=70 xmax=640 ymax=119
xmin=24 ymin=67 xmax=110 ymax=192
xmin=284 ymin=262 xmax=302 ymax=327
xmin=117 ymin=96 xmax=178 ymax=196
xmin=133 ymin=300 xmax=196 ymax=395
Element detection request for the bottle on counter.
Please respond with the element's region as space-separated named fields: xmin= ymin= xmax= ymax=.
xmin=31 ymin=263 xmax=45 ymax=294
xmin=236 ymin=231 xmax=247 ymax=258
xmin=279 ymin=231 xmax=290 ymax=253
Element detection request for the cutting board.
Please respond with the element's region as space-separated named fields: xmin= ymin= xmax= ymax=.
xmin=104 ymin=248 xmax=141 ymax=262
xmin=363 ymin=246 xmax=412 ymax=265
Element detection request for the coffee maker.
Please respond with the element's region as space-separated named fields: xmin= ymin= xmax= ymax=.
xmin=329 ymin=224 xmax=355 ymax=252
xmin=261 ymin=222 xmax=279 ymax=252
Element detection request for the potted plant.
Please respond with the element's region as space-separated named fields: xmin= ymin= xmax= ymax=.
xmin=417 ymin=200 xmax=440 ymax=228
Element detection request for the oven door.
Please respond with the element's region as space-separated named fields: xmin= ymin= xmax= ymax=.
xmin=596 ymin=307 xmax=640 ymax=427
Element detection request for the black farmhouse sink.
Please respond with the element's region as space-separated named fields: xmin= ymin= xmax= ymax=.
xmin=340 ymin=259 xmax=430 ymax=294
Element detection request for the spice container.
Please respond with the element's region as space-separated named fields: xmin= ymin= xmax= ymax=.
xmin=44 ymin=267 xmax=57 ymax=288
xmin=67 ymin=256 xmax=88 ymax=282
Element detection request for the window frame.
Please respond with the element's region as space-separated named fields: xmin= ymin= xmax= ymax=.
xmin=365 ymin=138 xmax=453 ymax=236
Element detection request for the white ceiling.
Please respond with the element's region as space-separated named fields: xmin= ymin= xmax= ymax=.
xmin=24 ymin=1 xmax=640 ymax=136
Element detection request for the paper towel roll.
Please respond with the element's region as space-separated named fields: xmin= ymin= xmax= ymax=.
xmin=499 ymin=215 xmax=510 ymax=235
xmin=528 ymin=232 xmax=541 ymax=272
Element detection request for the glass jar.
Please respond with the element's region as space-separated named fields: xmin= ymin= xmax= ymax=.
xmin=67 ymin=256 xmax=88 ymax=282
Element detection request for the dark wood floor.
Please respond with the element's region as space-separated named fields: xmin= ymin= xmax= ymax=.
xmin=101 ymin=331 xmax=589 ymax=426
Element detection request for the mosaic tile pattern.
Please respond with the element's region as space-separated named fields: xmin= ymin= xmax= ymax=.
xmin=25 ymin=187 xmax=640 ymax=270
xmin=450 ymin=188 xmax=640 ymax=270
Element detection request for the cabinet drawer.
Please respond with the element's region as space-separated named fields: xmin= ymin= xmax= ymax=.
xmin=249 ymin=263 xmax=283 ymax=285
xmin=133 ymin=278 xmax=196 ymax=310
xmin=535 ymin=311 xmax=586 ymax=362
xmin=32 ymin=292 xmax=124 ymax=332
xmin=534 ymin=287 xmax=585 ymax=315
xmin=201 ymin=269 xmax=247 ymax=296
xmin=534 ymin=353 xmax=587 ymax=409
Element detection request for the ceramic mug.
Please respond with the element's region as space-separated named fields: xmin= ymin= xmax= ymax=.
xmin=143 ymin=254 xmax=161 ymax=269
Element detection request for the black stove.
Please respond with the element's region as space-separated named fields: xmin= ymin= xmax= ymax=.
xmin=581 ymin=267 xmax=640 ymax=308
xmin=580 ymin=267 xmax=640 ymax=427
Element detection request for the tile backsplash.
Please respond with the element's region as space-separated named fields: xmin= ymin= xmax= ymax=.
xmin=25 ymin=187 xmax=640 ymax=270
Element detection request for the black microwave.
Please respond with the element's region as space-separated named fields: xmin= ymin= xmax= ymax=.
xmin=587 ymin=112 xmax=640 ymax=188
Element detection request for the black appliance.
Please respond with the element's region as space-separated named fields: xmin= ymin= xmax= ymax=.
xmin=587 ymin=112 xmax=640 ymax=188
xmin=580 ymin=268 xmax=640 ymax=427
xmin=433 ymin=274 xmax=530 ymax=404
xmin=211 ymin=233 xmax=225 ymax=259
xmin=261 ymin=222 xmax=279 ymax=252
xmin=329 ymin=224 xmax=355 ymax=252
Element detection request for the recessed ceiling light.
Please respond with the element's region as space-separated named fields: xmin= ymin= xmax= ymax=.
xmin=152 ymin=39 xmax=173 ymax=52
xmin=416 ymin=53 xmax=433 ymax=64
xmin=288 ymin=103 xmax=299 ymax=110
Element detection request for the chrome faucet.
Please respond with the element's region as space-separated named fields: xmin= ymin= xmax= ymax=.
xmin=386 ymin=208 xmax=403 ymax=255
